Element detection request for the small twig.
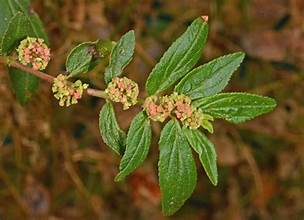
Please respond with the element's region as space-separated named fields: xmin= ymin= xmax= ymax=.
xmin=0 ymin=56 xmax=147 ymax=106
xmin=0 ymin=56 xmax=109 ymax=100
xmin=86 ymin=88 xmax=108 ymax=99
xmin=0 ymin=56 xmax=54 ymax=83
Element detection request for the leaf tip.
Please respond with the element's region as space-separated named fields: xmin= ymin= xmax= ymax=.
xmin=201 ymin=15 xmax=209 ymax=22
xmin=271 ymin=97 xmax=277 ymax=106
xmin=161 ymin=204 xmax=177 ymax=216
xmin=210 ymin=177 xmax=218 ymax=186
xmin=126 ymin=30 xmax=135 ymax=39
xmin=268 ymin=97 xmax=277 ymax=111
xmin=114 ymin=174 xmax=124 ymax=182
xmin=235 ymin=51 xmax=246 ymax=61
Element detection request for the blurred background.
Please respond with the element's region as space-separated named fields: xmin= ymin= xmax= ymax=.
xmin=0 ymin=0 xmax=304 ymax=219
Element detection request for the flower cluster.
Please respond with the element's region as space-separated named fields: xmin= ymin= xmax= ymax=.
xmin=143 ymin=95 xmax=175 ymax=122
xmin=144 ymin=93 xmax=214 ymax=131
xmin=184 ymin=109 xmax=214 ymax=132
xmin=105 ymin=77 xmax=139 ymax=110
xmin=171 ymin=93 xmax=193 ymax=121
xmin=52 ymin=74 xmax=88 ymax=107
xmin=17 ymin=37 xmax=51 ymax=70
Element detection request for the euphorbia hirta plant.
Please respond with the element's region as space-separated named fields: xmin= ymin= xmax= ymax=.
xmin=0 ymin=1 xmax=276 ymax=216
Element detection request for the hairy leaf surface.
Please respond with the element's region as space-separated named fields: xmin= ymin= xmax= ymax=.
xmin=115 ymin=111 xmax=151 ymax=181
xmin=99 ymin=102 xmax=126 ymax=155
xmin=104 ymin=30 xmax=135 ymax=83
xmin=159 ymin=120 xmax=197 ymax=216
xmin=0 ymin=0 xmax=48 ymax=104
xmin=8 ymin=67 xmax=40 ymax=104
xmin=66 ymin=42 xmax=96 ymax=77
xmin=1 ymin=12 xmax=32 ymax=54
xmin=146 ymin=17 xmax=208 ymax=95
xmin=184 ymin=128 xmax=218 ymax=185
xmin=175 ymin=52 xmax=245 ymax=99
xmin=193 ymin=93 xmax=277 ymax=123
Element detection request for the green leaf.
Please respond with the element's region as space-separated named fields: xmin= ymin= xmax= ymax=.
xmin=0 ymin=0 xmax=30 ymax=43
xmin=0 ymin=0 xmax=48 ymax=104
xmin=115 ymin=111 xmax=152 ymax=181
xmin=0 ymin=12 xmax=32 ymax=54
xmin=0 ymin=2 xmax=14 ymax=51
xmin=193 ymin=93 xmax=277 ymax=123
xmin=8 ymin=67 xmax=40 ymax=104
xmin=145 ymin=17 xmax=208 ymax=96
xmin=0 ymin=1 xmax=48 ymax=47
xmin=175 ymin=52 xmax=245 ymax=99
xmin=66 ymin=42 xmax=96 ymax=77
xmin=104 ymin=30 xmax=135 ymax=84
xmin=26 ymin=12 xmax=49 ymax=44
xmin=99 ymin=102 xmax=126 ymax=155
xmin=184 ymin=128 xmax=218 ymax=185
xmin=96 ymin=39 xmax=115 ymax=58
xmin=159 ymin=120 xmax=197 ymax=216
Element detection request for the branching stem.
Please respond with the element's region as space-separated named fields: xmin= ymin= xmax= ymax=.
xmin=0 ymin=56 xmax=141 ymax=103
xmin=0 ymin=56 xmax=54 ymax=83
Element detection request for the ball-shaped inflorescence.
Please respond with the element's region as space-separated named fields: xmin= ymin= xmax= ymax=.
xmin=105 ymin=77 xmax=139 ymax=110
xmin=52 ymin=74 xmax=88 ymax=107
xmin=17 ymin=37 xmax=51 ymax=70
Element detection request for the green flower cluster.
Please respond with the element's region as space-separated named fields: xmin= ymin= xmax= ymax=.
xmin=144 ymin=93 xmax=214 ymax=131
xmin=105 ymin=77 xmax=139 ymax=110
xmin=52 ymin=74 xmax=88 ymax=107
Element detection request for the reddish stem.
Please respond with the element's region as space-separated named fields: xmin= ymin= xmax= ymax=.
xmin=0 ymin=57 xmax=107 ymax=99
xmin=10 ymin=61 xmax=54 ymax=83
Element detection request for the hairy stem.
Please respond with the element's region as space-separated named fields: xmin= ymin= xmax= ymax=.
xmin=0 ymin=56 xmax=146 ymax=108
xmin=0 ymin=56 xmax=110 ymax=99
xmin=0 ymin=56 xmax=54 ymax=82
xmin=86 ymin=88 xmax=108 ymax=99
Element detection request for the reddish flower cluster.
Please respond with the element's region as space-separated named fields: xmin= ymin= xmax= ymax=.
xmin=144 ymin=93 xmax=214 ymax=131
xmin=17 ymin=37 xmax=51 ymax=70
xmin=173 ymin=94 xmax=193 ymax=121
xmin=143 ymin=95 xmax=174 ymax=122
xmin=106 ymin=77 xmax=139 ymax=110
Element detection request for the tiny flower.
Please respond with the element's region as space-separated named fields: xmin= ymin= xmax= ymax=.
xmin=17 ymin=37 xmax=51 ymax=70
xmin=52 ymin=74 xmax=88 ymax=107
xmin=105 ymin=77 xmax=139 ymax=110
